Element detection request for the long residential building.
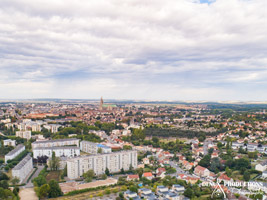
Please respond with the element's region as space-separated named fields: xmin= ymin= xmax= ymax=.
xmin=67 ymin=150 xmax=138 ymax=179
xmin=32 ymin=138 xmax=80 ymax=149
xmin=12 ymin=154 xmax=33 ymax=184
xmin=16 ymin=131 xmax=32 ymax=140
xmin=5 ymin=144 xmax=25 ymax=163
xmin=33 ymin=146 xmax=80 ymax=159
xmin=80 ymin=141 xmax=112 ymax=154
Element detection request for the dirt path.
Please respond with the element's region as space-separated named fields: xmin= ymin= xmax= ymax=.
xmin=19 ymin=188 xmax=38 ymax=200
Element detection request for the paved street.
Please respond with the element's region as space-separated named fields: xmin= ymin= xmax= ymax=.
xmin=24 ymin=165 xmax=44 ymax=188
xmin=169 ymin=161 xmax=190 ymax=176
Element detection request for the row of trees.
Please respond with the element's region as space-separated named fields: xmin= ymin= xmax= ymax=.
xmin=0 ymin=172 xmax=20 ymax=199
xmin=144 ymin=127 xmax=221 ymax=138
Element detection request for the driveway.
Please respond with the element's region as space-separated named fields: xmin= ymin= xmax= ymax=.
xmin=19 ymin=188 xmax=38 ymax=200
xmin=25 ymin=165 xmax=44 ymax=188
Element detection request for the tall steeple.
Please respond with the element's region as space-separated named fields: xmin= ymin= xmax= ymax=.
xmin=99 ymin=97 xmax=104 ymax=110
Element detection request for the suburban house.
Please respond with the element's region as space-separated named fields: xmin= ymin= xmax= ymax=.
xmin=172 ymin=184 xmax=185 ymax=193
xmin=217 ymin=173 xmax=233 ymax=183
xmin=127 ymin=174 xmax=139 ymax=181
xmin=256 ymin=160 xmax=267 ymax=172
xmin=143 ymin=158 xmax=150 ymax=165
xmin=156 ymin=168 xmax=166 ymax=178
xmin=142 ymin=172 xmax=153 ymax=180
xmin=194 ymin=165 xmax=210 ymax=177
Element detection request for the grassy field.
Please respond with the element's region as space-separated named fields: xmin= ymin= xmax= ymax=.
xmin=51 ymin=186 xmax=122 ymax=200
xmin=46 ymin=171 xmax=61 ymax=182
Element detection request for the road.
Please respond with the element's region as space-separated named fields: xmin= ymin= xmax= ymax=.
xmin=24 ymin=165 xmax=44 ymax=188
xmin=169 ymin=161 xmax=190 ymax=176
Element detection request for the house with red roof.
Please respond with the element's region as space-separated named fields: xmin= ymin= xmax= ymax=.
xmin=142 ymin=172 xmax=154 ymax=180
xmin=127 ymin=174 xmax=139 ymax=181
xmin=177 ymin=173 xmax=187 ymax=180
xmin=217 ymin=173 xmax=232 ymax=183
xmin=156 ymin=168 xmax=166 ymax=174
xmin=194 ymin=165 xmax=210 ymax=177
xmin=156 ymin=168 xmax=166 ymax=179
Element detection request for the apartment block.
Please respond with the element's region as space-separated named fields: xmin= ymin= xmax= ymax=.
xmin=80 ymin=141 xmax=112 ymax=154
xmin=5 ymin=144 xmax=25 ymax=163
xmin=12 ymin=154 xmax=33 ymax=184
xmin=3 ymin=139 xmax=16 ymax=147
xmin=67 ymin=150 xmax=138 ymax=179
xmin=16 ymin=131 xmax=32 ymax=140
xmin=32 ymin=138 xmax=80 ymax=149
xmin=33 ymin=146 xmax=80 ymax=159
xmin=43 ymin=124 xmax=61 ymax=133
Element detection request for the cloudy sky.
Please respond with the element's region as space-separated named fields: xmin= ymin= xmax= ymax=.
xmin=0 ymin=0 xmax=267 ymax=101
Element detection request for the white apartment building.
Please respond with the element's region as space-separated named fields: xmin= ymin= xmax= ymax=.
xmin=18 ymin=120 xmax=42 ymax=132
xmin=5 ymin=144 xmax=25 ymax=163
xmin=1 ymin=119 xmax=11 ymax=123
xmin=80 ymin=141 xmax=112 ymax=154
xmin=33 ymin=146 xmax=80 ymax=159
xmin=16 ymin=131 xmax=32 ymax=140
xmin=43 ymin=124 xmax=61 ymax=133
xmin=3 ymin=139 xmax=16 ymax=147
xmin=12 ymin=154 xmax=33 ymax=184
xmin=67 ymin=150 xmax=138 ymax=179
xmin=32 ymin=138 xmax=80 ymax=149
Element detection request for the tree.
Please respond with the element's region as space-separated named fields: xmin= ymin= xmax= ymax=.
xmin=105 ymin=188 xmax=111 ymax=195
xmin=217 ymin=142 xmax=223 ymax=149
xmin=120 ymin=168 xmax=125 ymax=174
xmin=11 ymin=177 xmax=20 ymax=185
xmin=210 ymin=157 xmax=221 ymax=173
xmin=225 ymin=167 xmax=232 ymax=177
xmin=243 ymin=170 xmax=250 ymax=181
xmin=129 ymin=185 xmax=138 ymax=193
xmin=13 ymin=187 xmax=19 ymax=196
xmin=0 ymin=172 xmax=9 ymax=180
xmin=208 ymin=148 xmax=214 ymax=155
xmin=199 ymin=155 xmax=211 ymax=168
xmin=83 ymin=169 xmax=95 ymax=182
xmin=123 ymin=145 xmax=132 ymax=150
xmin=48 ymin=151 xmax=60 ymax=171
xmin=0 ymin=180 xmax=9 ymax=189
xmin=97 ymin=148 xmax=103 ymax=154
xmin=48 ymin=179 xmax=63 ymax=198
xmin=0 ymin=187 xmax=15 ymax=199
xmin=105 ymin=168 xmax=110 ymax=176
xmin=152 ymin=136 xmax=159 ymax=144
xmin=101 ymin=174 xmax=107 ymax=180
xmin=33 ymin=175 xmax=47 ymax=187
xmin=184 ymin=188 xmax=194 ymax=198
xmin=39 ymin=184 xmax=50 ymax=199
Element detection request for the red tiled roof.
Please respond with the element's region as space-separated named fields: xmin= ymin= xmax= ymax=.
xmin=143 ymin=172 xmax=153 ymax=177
xmin=128 ymin=174 xmax=139 ymax=179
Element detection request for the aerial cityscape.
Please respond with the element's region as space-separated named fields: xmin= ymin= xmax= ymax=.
xmin=1 ymin=0 xmax=267 ymax=200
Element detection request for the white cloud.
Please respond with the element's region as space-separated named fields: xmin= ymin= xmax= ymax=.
xmin=0 ymin=0 xmax=266 ymax=100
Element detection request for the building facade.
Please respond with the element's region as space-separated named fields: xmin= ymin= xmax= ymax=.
xmin=43 ymin=124 xmax=61 ymax=133
xmin=80 ymin=141 xmax=112 ymax=154
xmin=12 ymin=154 xmax=33 ymax=184
xmin=32 ymin=138 xmax=80 ymax=149
xmin=16 ymin=131 xmax=32 ymax=140
xmin=33 ymin=146 xmax=80 ymax=158
xmin=3 ymin=139 xmax=16 ymax=147
xmin=5 ymin=144 xmax=25 ymax=163
xmin=67 ymin=150 xmax=138 ymax=179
